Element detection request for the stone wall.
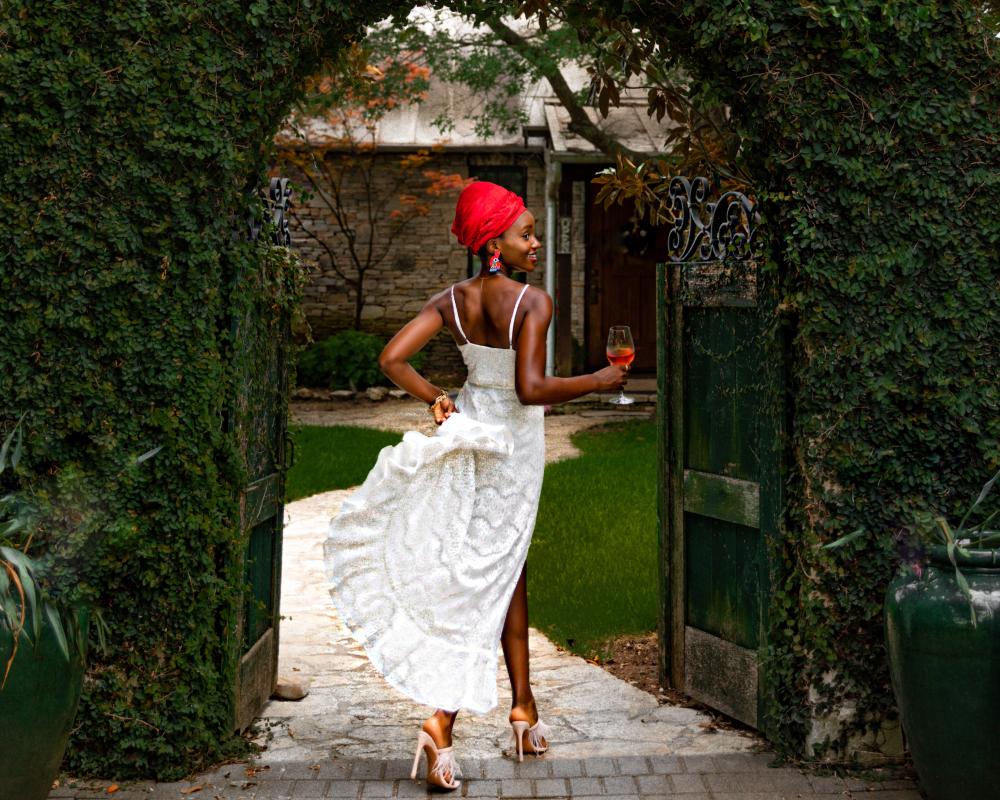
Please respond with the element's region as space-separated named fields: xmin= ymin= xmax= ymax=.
xmin=288 ymin=150 xmax=548 ymax=383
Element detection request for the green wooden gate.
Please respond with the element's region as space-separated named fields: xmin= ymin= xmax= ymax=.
xmin=656 ymin=177 xmax=785 ymax=731
xmin=228 ymin=178 xmax=294 ymax=732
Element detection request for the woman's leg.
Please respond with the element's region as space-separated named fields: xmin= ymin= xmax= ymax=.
xmin=501 ymin=561 xmax=540 ymax=726
xmin=420 ymin=708 xmax=459 ymax=785
xmin=421 ymin=563 xmax=535 ymax=750
xmin=422 ymin=708 xmax=458 ymax=747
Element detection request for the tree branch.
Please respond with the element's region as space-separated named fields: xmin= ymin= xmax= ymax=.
xmin=486 ymin=17 xmax=644 ymax=162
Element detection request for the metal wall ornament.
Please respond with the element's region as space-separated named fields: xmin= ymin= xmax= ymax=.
xmin=667 ymin=176 xmax=760 ymax=265
xmin=618 ymin=217 xmax=656 ymax=257
xmin=246 ymin=177 xmax=293 ymax=245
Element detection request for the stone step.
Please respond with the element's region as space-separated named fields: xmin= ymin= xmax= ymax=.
xmin=558 ymin=392 xmax=657 ymax=409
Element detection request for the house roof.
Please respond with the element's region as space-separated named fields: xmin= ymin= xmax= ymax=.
xmin=544 ymin=102 xmax=671 ymax=159
xmin=283 ymin=62 xmax=675 ymax=158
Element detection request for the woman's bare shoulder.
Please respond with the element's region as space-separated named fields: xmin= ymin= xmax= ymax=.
xmin=521 ymin=284 xmax=553 ymax=314
xmin=424 ymin=284 xmax=458 ymax=309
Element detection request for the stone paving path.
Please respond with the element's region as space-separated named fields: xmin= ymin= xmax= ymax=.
xmin=49 ymin=404 xmax=920 ymax=799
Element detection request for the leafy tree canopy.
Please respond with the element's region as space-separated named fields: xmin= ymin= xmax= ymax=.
xmin=297 ymin=3 xmax=725 ymax=181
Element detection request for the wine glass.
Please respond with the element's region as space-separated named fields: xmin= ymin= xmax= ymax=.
xmin=606 ymin=325 xmax=635 ymax=405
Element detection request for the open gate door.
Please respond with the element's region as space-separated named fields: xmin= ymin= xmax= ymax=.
xmin=228 ymin=178 xmax=294 ymax=732
xmin=656 ymin=177 xmax=784 ymax=731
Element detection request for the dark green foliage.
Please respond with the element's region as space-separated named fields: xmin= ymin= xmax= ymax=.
xmin=296 ymin=330 xmax=426 ymax=390
xmin=0 ymin=0 xmax=397 ymax=779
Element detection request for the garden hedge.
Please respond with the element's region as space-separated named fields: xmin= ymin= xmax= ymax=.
xmin=0 ymin=1 xmax=395 ymax=779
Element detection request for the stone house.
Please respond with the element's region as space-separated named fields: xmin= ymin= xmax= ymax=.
xmin=280 ymin=70 xmax=673 ymax=382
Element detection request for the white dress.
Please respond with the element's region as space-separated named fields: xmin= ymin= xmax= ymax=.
xmin=322 ymin=283 xmax=544 ymax=714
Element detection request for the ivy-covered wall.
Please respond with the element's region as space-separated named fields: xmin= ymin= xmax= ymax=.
xmin=658 ymin=1 xmax=1000 ymax=756
xmin=0 ymin=1 xmax=395 ymax=779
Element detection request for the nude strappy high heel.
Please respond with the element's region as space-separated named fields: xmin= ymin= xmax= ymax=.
xmin=410 ymin=729 xmax=462 ymax=791
xmin=509 ymin=718 xmax=552 ymax=761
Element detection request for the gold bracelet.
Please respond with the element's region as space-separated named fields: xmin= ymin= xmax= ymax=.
xmin=427 ymin=391 xmax=449 ymax=414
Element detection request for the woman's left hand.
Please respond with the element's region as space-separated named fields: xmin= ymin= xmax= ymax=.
xmin=433 ymin=397 xmax=458 ymax=425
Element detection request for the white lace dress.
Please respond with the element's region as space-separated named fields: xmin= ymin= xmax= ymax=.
xmin=323 ymin=284 xmax=544 ymax=714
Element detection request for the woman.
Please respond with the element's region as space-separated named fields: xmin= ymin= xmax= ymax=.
xmin=322 ymin=181 xmax=628 ymax=791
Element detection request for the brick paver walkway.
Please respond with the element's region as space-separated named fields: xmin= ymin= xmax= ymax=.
xmin=51 ymin=753 xmax=920 ymax=798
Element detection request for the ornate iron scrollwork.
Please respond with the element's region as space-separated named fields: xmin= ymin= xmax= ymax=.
xmin=246 ymin=177 xmax=292 ymax=245
xmin=268 ymin=177 xmax=292 ymax=246
xmin=666 ymin=176 xmax=761 ymax=307
xmin=667 ymin=176 xmax=759 ymax=265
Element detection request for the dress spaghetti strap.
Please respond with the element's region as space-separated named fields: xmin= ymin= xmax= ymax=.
xmin=449 ymin=284 xmax=469 ymax=344
xmin=508 ymin=284 xmax=530 ymax=349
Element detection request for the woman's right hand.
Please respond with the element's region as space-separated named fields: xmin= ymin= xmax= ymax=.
xmin=432 ymin=396 xmax=458 ymax=426
xmin=593 ymin=364 xmax=629 ymax=392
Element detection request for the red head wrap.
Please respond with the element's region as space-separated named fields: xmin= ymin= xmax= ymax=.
xmin=451 ymin=181 xmax=527 ymax=254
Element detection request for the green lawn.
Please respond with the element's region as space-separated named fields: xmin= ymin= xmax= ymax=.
xmin=527 ymin=419 xmax=658 ymax=659
xmin=285 ymin=418 xmax=659 ymax=659
xmin=284 ymin=425 xmax=402 ymax=502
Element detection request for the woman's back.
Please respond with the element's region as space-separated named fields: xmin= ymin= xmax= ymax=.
xmin=446 ymin=277 xmax=532 ymax=350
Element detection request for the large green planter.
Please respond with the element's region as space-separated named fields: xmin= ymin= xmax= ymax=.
xmin=885 ymin=545 xmax=1000 ymax=800
xmin=0 ymin=604 xmax=90 ymax=800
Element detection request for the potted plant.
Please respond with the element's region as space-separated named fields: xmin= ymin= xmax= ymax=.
xmin=0 ymin=416 xmax=118 ymax=800
xmin=882 ymin=469 xmax=999 ymax=800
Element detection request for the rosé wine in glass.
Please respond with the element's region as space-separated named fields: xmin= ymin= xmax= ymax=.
xmin=606 ymin=326 xmax=635 ymax=405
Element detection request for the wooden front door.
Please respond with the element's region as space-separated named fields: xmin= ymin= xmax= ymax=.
xmin=586 ymin=184 xmax=661 ymax=373
xmin=656 ymin=252 xmax=785 ymax=733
